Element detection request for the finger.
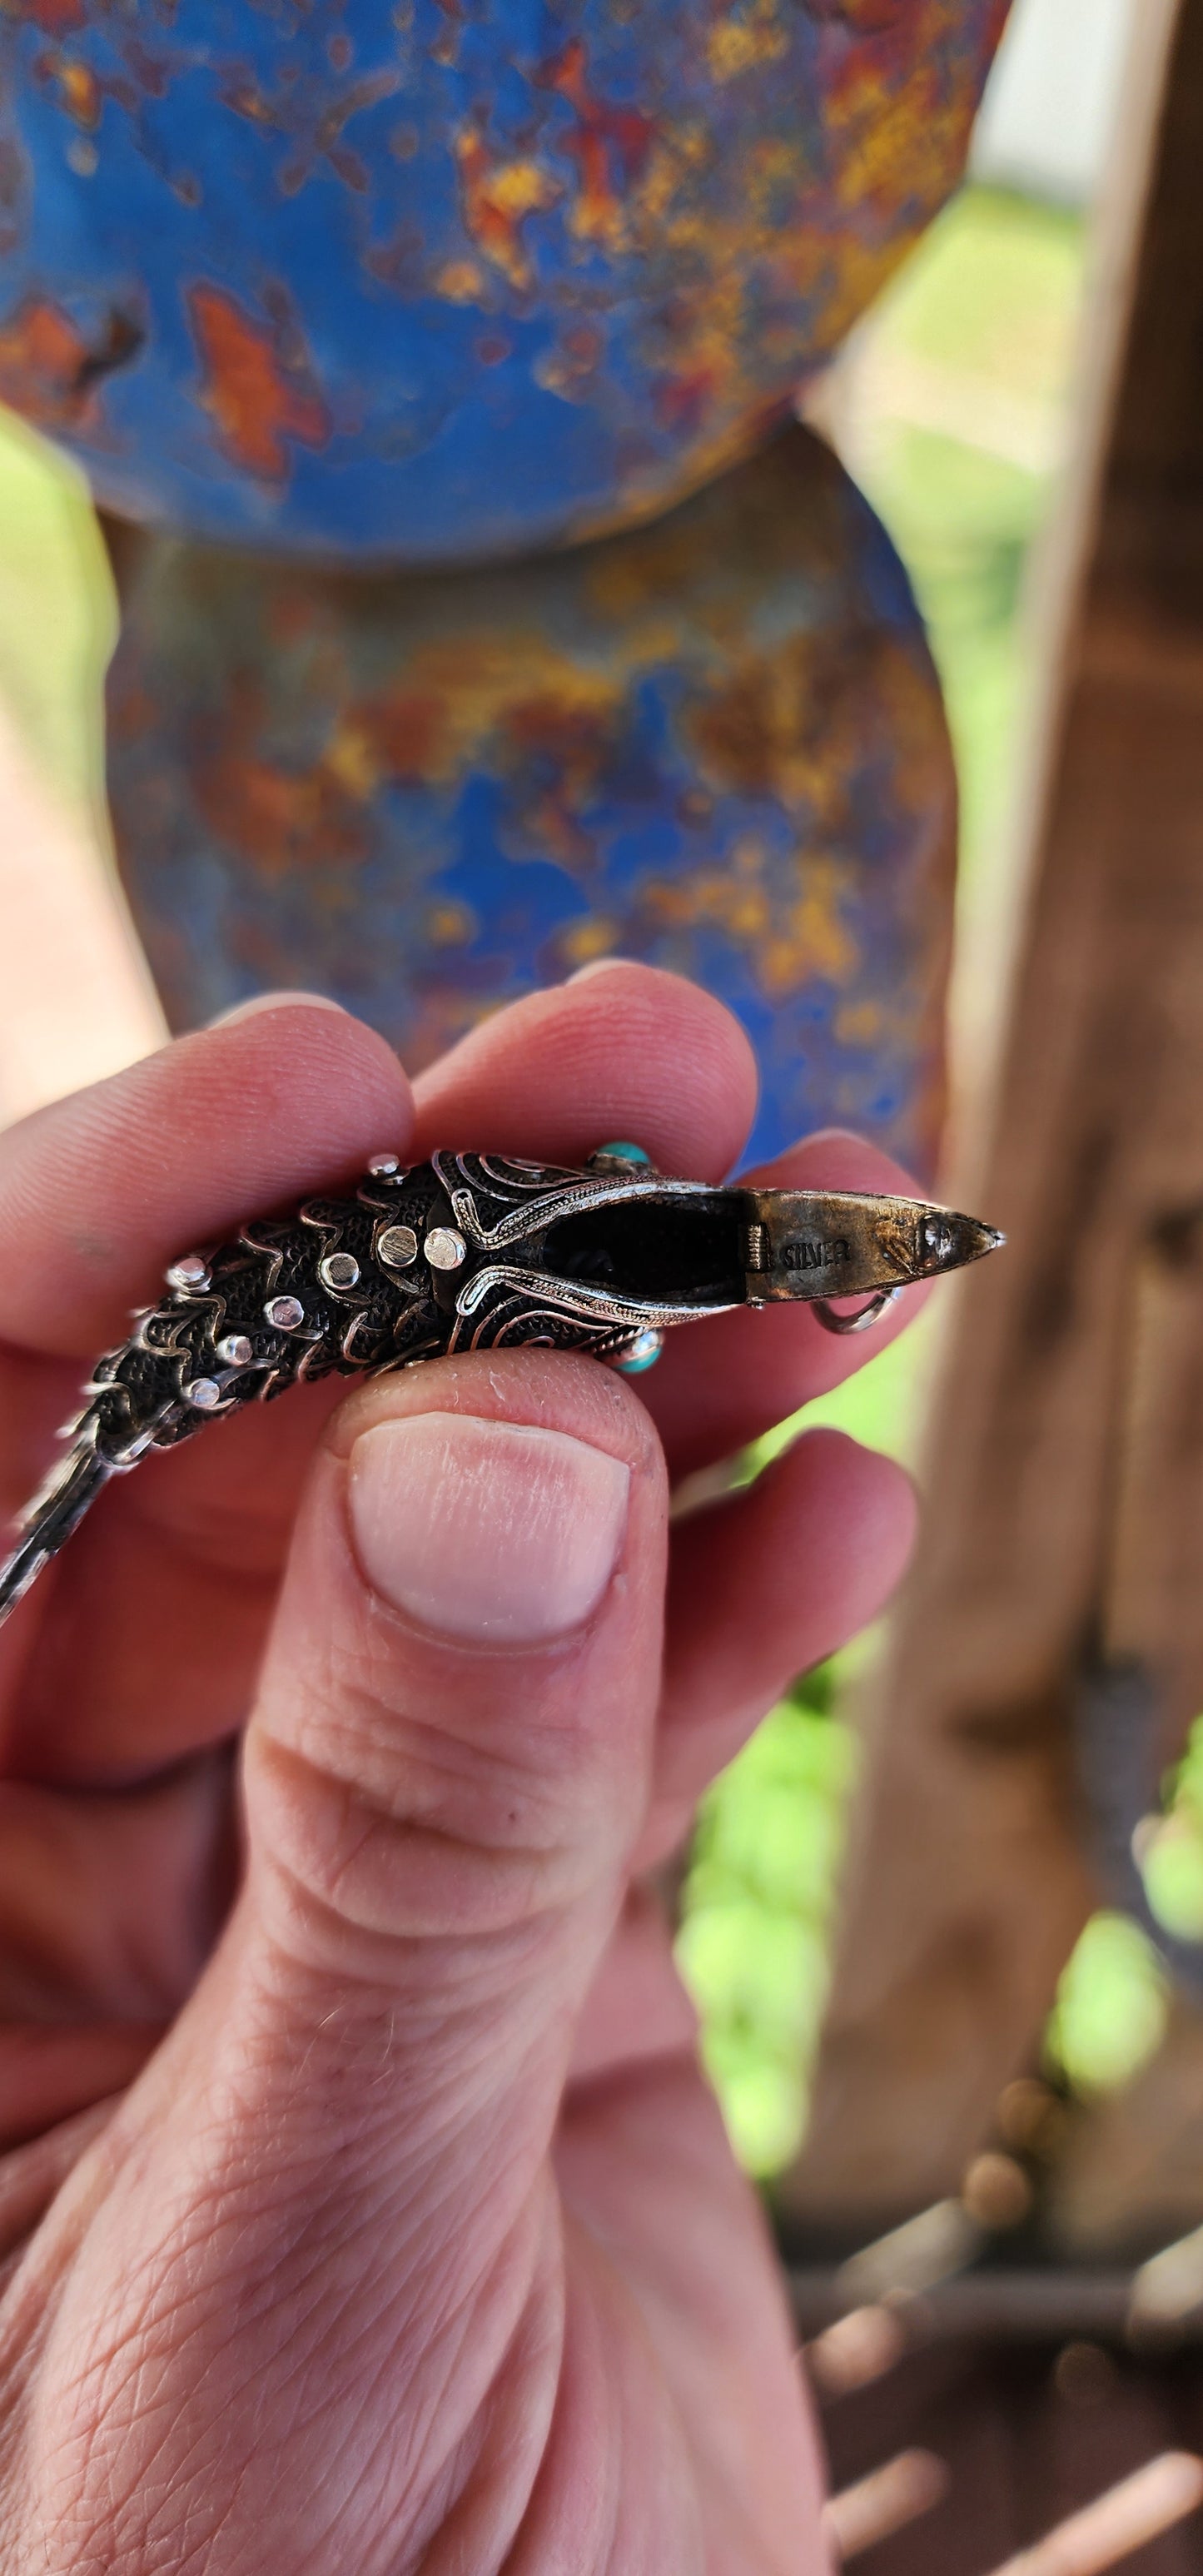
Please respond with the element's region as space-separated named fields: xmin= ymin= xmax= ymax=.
xmin=571 ymin=1435 xmax=916 ymax=2091
xmin=412 ymin=961 xmax=758 ymax=1180
xmin=568 ymin=1886 xmax=698 ymax=2089
xmin=2 ymin=1001 xmax=412 ymax=1768
xmin=0 ymin=1759 xmax=236 ymax=2026
xmin=0 ymin=2097 xmax=120 ymax=2279
xmin=555 ymin=2055 xmax=825 ymax=2563
xmin=0 ymin=995 xmax=412 ymax=1358
xmin=7 ymin=1375 xmax=350 ymax=1780
xmin=644 ymin=1430 xmax=917 ymax=1862
xmin=6 ymin=969 xmax=753 ymax=1779
xmin=0 ymin=2031 xmax=158 ymax=2154
xmin=27 ymin=1352 xmax=670 ymax=2556
xmin=639 ymin=1131 xmax=934 ymax=1480
xmin=0 ymin=1758 xmax=230 ymax=2150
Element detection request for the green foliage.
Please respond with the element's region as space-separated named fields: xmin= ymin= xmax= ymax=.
xmin=1141 ymin=1713 xmax=1203 ymax=1942
xmin=675 ymin=1667 xmax=856 ymax=2174
xmin=1046 ymin=1716 xmax=1203 ymax=2107
xmin=1045 ymin=1913 xmax=1169 ymax=2097
xmin=0 ymin=402 xmax=113 ymax=818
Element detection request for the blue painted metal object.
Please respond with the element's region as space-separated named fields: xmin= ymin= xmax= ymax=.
xmin=107 ymin=425 xmax=956 ymax=1176
xmin=0 ymin=0 xmax=1006 ymax=562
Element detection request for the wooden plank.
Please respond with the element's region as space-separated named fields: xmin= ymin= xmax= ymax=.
xmin=1101 ymin=1207 xmax=1203 ymax=1735
xmin=816 ymin=2338 xmax=1203 ymax=2576
xmin=780 ymin=0 xmax=1195 ymax=2228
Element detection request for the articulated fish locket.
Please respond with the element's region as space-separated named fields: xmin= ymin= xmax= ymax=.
xmin=0 ymin=1142 xmax=1002 ymax=1625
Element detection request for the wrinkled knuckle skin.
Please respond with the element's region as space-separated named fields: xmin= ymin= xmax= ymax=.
xmin=244 ymin=1674 xmax=630 ymax=1962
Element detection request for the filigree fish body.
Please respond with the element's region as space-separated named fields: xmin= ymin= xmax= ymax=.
xmin=0 ymin=1147 xmax=1002 ymax=1624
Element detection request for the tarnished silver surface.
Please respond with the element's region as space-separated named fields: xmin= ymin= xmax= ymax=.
xmin=0 ymin=1148 xmax=1002 ymax=1625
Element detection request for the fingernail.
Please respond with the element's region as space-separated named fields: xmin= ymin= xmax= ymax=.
xmin=348 ymin=1411 xmax=629 ymax=1644
xmin=567 ymin=957 xmax=631 ymax=982
xmin=208 ymin=990 xmax=348 ymax=1027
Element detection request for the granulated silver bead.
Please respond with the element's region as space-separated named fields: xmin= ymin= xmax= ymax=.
xmin=319 ymin=1251 xmax=360 ymax=1291
xmin=265 ymin=1295 xmax=306 ymax=1330
xmin=184 ymin=1376 xmax=223 ymax=1411
xmin=377 ymin=1224 xmax=419 ymax=1271
xmin=425 ymin=1227 xmax=466 ymax=1271
xmin=166 ymin=1253 xmax=211 ymax=1293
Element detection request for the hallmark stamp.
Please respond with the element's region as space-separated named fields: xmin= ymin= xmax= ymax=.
xmin=781 ymin=1237 xmax=853 ymax=1271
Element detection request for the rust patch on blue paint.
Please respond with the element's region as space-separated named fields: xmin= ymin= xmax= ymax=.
xmin=187 ymin=283 xmax=331 ymax=482
xmin=108 ymin=425 xmax=956 ymax=1177
xmin=0 ymin=0 xmax=1009 ymax=559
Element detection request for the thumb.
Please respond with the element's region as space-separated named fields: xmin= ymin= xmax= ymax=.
xmin=245 ymin=1346 xmax=663 ymax=2156
xmin=24 ymin=1352 xmax=667 ymax=2570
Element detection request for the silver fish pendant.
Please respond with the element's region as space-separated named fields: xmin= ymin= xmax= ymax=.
xmin=0 ymin=1144 xmax=1002 ymax=1625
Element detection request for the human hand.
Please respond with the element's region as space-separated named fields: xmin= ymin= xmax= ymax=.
xmin=0 ymin=967 xmax=917 ymax=2574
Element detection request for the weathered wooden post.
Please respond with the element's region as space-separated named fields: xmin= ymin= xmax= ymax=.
xmin=781 ymin=0 xmax=1203 ymax=2240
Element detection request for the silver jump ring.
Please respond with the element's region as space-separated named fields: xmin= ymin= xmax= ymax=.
xmin=812 ymin=1287 xmax=902 ymax=1336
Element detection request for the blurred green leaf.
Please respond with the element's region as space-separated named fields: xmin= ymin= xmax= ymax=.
xmin=0 ymin=403 xmax=115 ymax=819
xmin=1045 ymin=1913 xmax=1169 ymax=2097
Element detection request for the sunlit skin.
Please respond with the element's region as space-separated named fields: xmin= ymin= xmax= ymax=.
xmin=0 ymin=966 xmax=920 ymax=2574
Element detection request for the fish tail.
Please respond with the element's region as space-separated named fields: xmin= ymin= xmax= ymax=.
xmin=0 ymin=1439 xmax=114 ymax=1629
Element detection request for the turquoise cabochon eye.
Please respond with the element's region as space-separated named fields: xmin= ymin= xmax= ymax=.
xmin=614 ymin=1330 xmax=665 ymax=1375
xmin=595 ymin=1141 xmax=652 ymax=1167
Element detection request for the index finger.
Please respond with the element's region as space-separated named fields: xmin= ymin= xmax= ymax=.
xmin=2 ymin=969 xmax=757 ymax=1781
xmin=0 ymin=1001 xmax=414 ymax=1360
xmin=639 ymin=1130 xmax=934 ymax=1479
xmin=411 ymin=961 xmax=758 ymax=1176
